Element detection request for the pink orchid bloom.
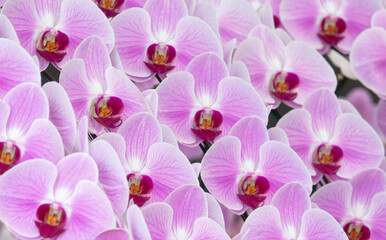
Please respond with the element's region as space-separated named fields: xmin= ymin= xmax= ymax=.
xmin=110 ymin=0 xmax=222 ymax=81
xmin=0 ymin=83 xmax=64 ymax=174
xmin=0 ymin=156 xmax=116 ymax=239
xmin=95 ymin=205 xmax=152 ymax=240
xmin=43 ymin=82 xmax=89 ymax=155
xmin=94 ymin=112 xmax=198 ymax=208
xmin=157 ymin=52 xmax=268 ymax=146
xmin=277 ymin=88 xmax=384 ymax=183
xmin=234 ymin=25 xmax=336 ymax=108
xmin=280 ymin=0 xmax=382 ymax=54
xmin=351 ymin=9 xmax=386 ymax=99
xmin=201 ymin=116 xmax=312 ymax=214
xmin=312 ymin=168 xmax=386 ymax=240
xmin=234 ymin=182 xmax=348 ymax=240
xmin=60 ymin=36 xmax=150 ymax=135
xmin=142 ymin=185 xmax=231 ymax=240
xmin=194 ymin=0 xmax=261 ymax=46
xmin=2 ymin=0 xmax=115 ymax=71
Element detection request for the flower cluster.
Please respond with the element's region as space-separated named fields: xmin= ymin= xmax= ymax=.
xmin=0 ymin=0 xmax=385 ymax=239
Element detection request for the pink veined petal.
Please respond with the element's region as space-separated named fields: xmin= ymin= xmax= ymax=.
xmin=351 ymin=27 xmax=386 ymax=98
xmin=201 ymin=136 xmax=245 ymax=212
xmin=284 ymin=42 xmax=337 ymax=105
xmin=60 ymin=58 xmax=98 ymax=121
xmin=74 ymin=115 xmax=89 ymax=153
xmin=257 ymin=2 xmax=275 ymax=29
xmin=0 ymin=39 xmax=40 ymax=98
xmin=73 ymin=36 xmax=112 ymax=90
xmin=191 ymin=217 xmax=230 ymax=240
xmin=277 ymin=109 xmax=319 ymax=176
xmin=267 ymin=127 xmax=289 ymax=145
xmin=126 ymin=205 xmax=152 ymax=240
xmin=205 ymin=193 xmax=225 ymax=229
xmin=56 ymin=0 xmax=115 ymax=68
xmin=303 ymin=88 xmax=341 ymax=141
xmin=172 ymin=16 xmax=223 ymax=72
xmin=230 ymin=61 xmax=251 ymax=83
xmin=338 ymin=0 xmax=382 ymax=52
xmin=349 ymin=168 xmax=386 ymax=216
xmin=143 ymin=142 xmax=198 ymax=204
xmin=233 ymin=37 xmax=276 ymax=105
xmin=311 ymin=181 xmax=353 ymax=223
xmin=144 ymin=0 xmax=188 ymax=41
xmin=95 ymin=229 xmax=131 ymax=240
xmin=267 ymin=181 xmax=311 ymax=237
xmin=222 ymin=38 xmax=236 ymax=69
xmin=118 ymin=112 xmax=162 ymax=171
xmin=239 ymin=206 xmax=286 ymax=239
xmin=4 ymin=83 xmax=49 ymax=139
xmin=193 ymin=2 xmax=221 ymax=40
xmin=229 ymin=116 xmax=269 ymax=168
xmin=143 ymin=89 xmax=158 ymax=117
xmin=122 ymin=0 xmax=146 ymax=9
xmin=275 ymin=28 xmax=293 ymax=45
xmin=104 ymin=67 xmax=150 ymax=121
xmin=18 ymin=119 xmax=64 ymax=164
xmin=165 ymin=185 xmax=208 ymax=237
xmin=338 ymin=99 xmax=361 ymax=116
xmin=110 ymin=47 xmax=124 ymax=71
xmin=110 ymin=8 xmax=154 ymax=78
xmin=212 ymin=76 xmax=268 ymax=136
xmin=54 ymin=153 xmax=98 ymax=201
xmin=217 ymin=0 xmax=261 ymax=45
xmin=61 ymin=180 xmax=116 ymax=240
xmin=249 ymin=25 xmax=286 ymax=69
xmin=96 ymin=133 xmax=128 ymax=170
xmin=186 ymin=53 xmax=229 ymax=106
xmin=142 ymin=202 xmax=173 ymax=240
xmin=330 ymin=114 xmax=384 ymax=179
xmin=43 ymin=82 xmax=77 ymax=155
xmin=279 ymin=0 xmax=323 ymax=50
xmin=161 ymin=124 xmax=178 ymax=147
xmin=0 ymin=14 xmax=20 ymax=43
xmin=89 ymin=140 xmax=129 ymax=216
xmin=346 ymin=88 xmax=377 ymax=126
xmin=0 ymin=100 xmax=10 ymax=137
xmin=0 ymin=160 xmax=57 ymax=238
xmin=372 ymin=9 xmax=386 ymax=29
xmin=156 ymin=71 xmax=201 ymax=145
xmin=298 ymin=208 xmax=348 ymax=240
xmin=362 ymin=192 xmax=386 ymax=240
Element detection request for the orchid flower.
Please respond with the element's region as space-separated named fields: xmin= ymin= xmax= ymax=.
xmin=60 ymin=35 xmax=150 ymax=135
xmin=351 ymin=9 xmax=386 ymax=99
xmin=93 ymin=0 xmax=146 ymax=18
xmin=277 ymin=88 xmax=384 ymax=183
xmin=142 ymin=185 xmax=231 ymax=240
xmin=0 ymin=155 xmax=116 ymax=239
xmin=234 ymin=182 xmax=348 ymax=240
xmin=0 ymin=83 xmax=64 ymax=174
xmin=110 ymin=0 xmax=222 ymax=81
xmin=234 ymin=25 xmax=336 ymax=108
xmin=201 ymin=116 xmax=312 ymax=214
xmin=157 ymin=52 xmax=268 ymax=146
xmin=93 ymin=112 xmax=198 ymax=208
xmin=280 ymin=0 xmax=382 ymax=54
xmin=312 ymin=168 xmax=386 ymax=240
xmin=2 ymin=0 xmax=115 ymax=71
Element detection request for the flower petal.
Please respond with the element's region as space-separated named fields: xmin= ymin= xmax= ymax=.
xmin=267 ymin=127 xmax=289 ymax=145
xmin=191 ymin=217 xmax=230 ymax=240
xmin=0 ymin=14 xmax=19 ymax=43
xmin=142 ymin=202 xmax=173 ymax=239
xmin=126 ymin=205 xmax=152 ymax=240
xmin=95 ymin=229 xmax=130 ymax=240
xmin=0 ymin=100 xmax=10 ymax=137
xmin=96 ymin=133 xmax=127 ymax=169
xmin=205 ymin=193 xmax=225 ymax=229
xmin=230 ymin=61 xmax=251 ymax=83
xmin=362 ymin=192 xmax=386 ymax=240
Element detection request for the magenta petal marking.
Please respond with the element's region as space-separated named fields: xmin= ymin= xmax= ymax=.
xmin=237 ymin=174 xmax=270 ymax=210
xmin=312 ymin=143 xmax=343 ymax=175
xmin=127 ymin=173 xmax=154 ymax=207
xmin=343 ymin=221 xmax=371 ymax=240
xmin=191 ymin=109 xmax=223 ymax=142
xmin=91 ymin=95 xmax=124 ymax=129
xmin=35 ymin=203 xmax=67 ymax=238
xmin=270 ymin=71 xmax=300 ymax=101
xmin=0 ymin=141 xmax=21 ymax=174
xmin=36 ymin=29 xmax=70 ymax=63
xmin=318 ymin=16 xmax=346 ymax=46
xmin=144 ymin=43 xmax=177 ymax=74
xmin=95 ymin=0 xmax=125 ymax=18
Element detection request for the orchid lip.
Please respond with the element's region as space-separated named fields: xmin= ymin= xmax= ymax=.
xmin=91 ymin=95 xmax=124 ymax=129
xmin=191 ymin=109 xmax=223 ymax=142
xmin=312 ymin=143 xmax=344 ymax=175
xmin=95 ymin=0 xmax=124 ymax=18
xmin=144 ymin=43 xmax=176 ymax=74
xmin=127 ymin=173 xmax=154 ymax=207
xmin=343 ymin=221 xmax=371 ymax=240
xmin=35 ymin=203 xmax=67 ymax=238
xmin=318 ymin=15 xmax=346 ymax=46
xmin=237 ymin=174 xmax=270 ymax=209
xmin=0 ymin=141 xmax=21 ymax=174
xmin=36 ymin=28 xmax=70 ymax=63
xmin=270 ymin=71 xmax=300 ymax=102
